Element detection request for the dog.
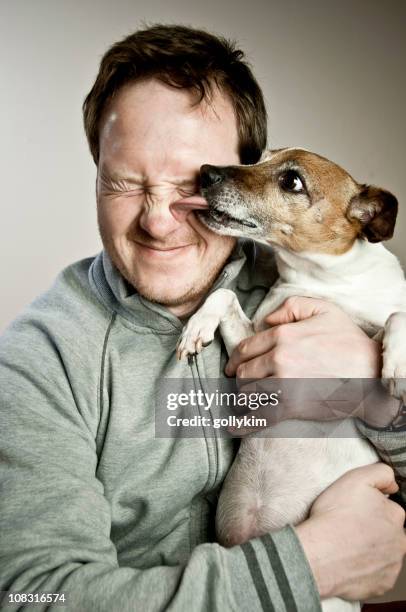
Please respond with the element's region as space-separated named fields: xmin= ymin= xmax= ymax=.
xmin=176 ymin=148 xmax=406 ymax=612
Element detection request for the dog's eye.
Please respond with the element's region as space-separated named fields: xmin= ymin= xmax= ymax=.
xmin=278 ymin=170 xmax=305 ymax=194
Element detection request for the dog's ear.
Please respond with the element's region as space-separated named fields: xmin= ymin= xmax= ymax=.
xmin=259 ymin=148 xmax=289 ymax=163
xmin=259 ymin=149 xmax=273 ymax=162
xmin=347 ymin=185 xmax=398 ymax=243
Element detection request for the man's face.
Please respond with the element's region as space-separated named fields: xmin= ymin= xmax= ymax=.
xmin=97 ymin=78 xmax=240 ymax=317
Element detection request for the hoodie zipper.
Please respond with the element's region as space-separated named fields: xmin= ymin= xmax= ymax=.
xmin=186 ymin=269 xmax=230 ymax=491
xmin=188 ymin=350 xmax=220 ymax=493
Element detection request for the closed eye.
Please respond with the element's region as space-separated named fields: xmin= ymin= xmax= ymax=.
xmin=99 ymin=184 xmax=145 ymax=198
xmin=178 ymin=188 xmax=198 ymax=197
xmin=98 ymin=174 xmax=144 ymax=196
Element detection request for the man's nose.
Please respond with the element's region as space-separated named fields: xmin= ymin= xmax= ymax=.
xmin=138 ymin=204 xmax=180 ymax=238
xmin=200 ymin=165 xmax=228 ymax=189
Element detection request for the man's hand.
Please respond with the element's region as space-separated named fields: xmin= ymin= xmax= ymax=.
xmin=225 ymin=295 xmax=401 ymax=432
xmin=295 ymin=463 xmax=406 ymax=601
xmin=225 ymin=296 xmax=381 ymax=379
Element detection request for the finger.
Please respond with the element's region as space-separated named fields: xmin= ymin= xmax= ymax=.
xmin=371 ymin=466 xmax=399 ymax=496
xmin=265 ymin=296 xmax=333 ymax=326
xmin=225 ymin=329 xmax=278 ymax=376
xmin=234 ymin=351 xmax=276 ymax=380
xmin=355 ymin=463 xmax=399 ymax=495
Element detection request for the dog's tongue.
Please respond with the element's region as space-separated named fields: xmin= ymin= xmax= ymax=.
xmin=175 ymin=195 xmax=209 ymax=210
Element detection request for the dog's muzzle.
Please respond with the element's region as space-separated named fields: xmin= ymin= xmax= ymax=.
xmin=198 ymin=164 xmax=259 ymax=232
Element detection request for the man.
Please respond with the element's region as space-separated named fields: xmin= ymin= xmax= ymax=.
xmin=0 ymin=24 xmax=405 ymax=612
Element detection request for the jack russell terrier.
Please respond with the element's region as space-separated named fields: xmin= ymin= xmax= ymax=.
xmin=176 ymin=148 xmax=406 ymax=612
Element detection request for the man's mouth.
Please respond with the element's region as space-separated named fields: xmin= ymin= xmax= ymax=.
xmin=133 ymin=241 xmax=195 ymax=257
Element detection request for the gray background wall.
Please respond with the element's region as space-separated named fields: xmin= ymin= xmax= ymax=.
xmin=0 ymin=0 xmax=406 ymax=603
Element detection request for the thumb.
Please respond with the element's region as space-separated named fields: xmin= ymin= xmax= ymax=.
xmin=355 ymin=463 xmax=399 ymax=495
xmin=265 ymin=296 xmax=332 ymax=326
xmin=369 ymin=464 xmax=399 ymax=495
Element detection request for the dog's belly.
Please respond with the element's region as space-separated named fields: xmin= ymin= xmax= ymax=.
xmin=216 ymin=419 xmax=379 ymax=546
xmin=216 ymin=420 xmax=377 ymax=611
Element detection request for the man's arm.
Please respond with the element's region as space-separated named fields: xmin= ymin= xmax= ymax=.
xmin=0 ymin=315 xmax=320 ymax=611
xmin=356 ymin=419 xmax=406 ymax=505
xmin=295 ymin=464 xmax=406 ymax=601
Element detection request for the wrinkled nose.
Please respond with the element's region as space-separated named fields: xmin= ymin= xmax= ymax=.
xmin=138 ymin=205 xmax=180 ymax=238
xmin=200 ymin=165 xmax=227 ymax=189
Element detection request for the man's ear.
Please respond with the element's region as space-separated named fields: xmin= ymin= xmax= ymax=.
xmin=347 ymin=185 xmax=398 ymax=243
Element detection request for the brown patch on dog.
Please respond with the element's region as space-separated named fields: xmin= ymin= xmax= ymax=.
xmin=347 ymin=185 xmax=398 ymax=243
xmin=202 ymin=148 xmax=398 ymax=255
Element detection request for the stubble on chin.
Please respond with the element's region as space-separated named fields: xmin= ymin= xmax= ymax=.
xmin=127 ymin=253 xmax=232 ymax=309
xmin=143 ymin=258 xmax=230 ymax=308
xmin=102 ymin=235 xmax=236 ymax=311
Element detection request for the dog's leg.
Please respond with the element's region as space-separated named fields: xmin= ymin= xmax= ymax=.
xmin=218 ymin=294 xmax=254 ymax=355
xmin=381 ymin=311 xmax=406 ymax=400
xmin=176 ymin=288 xmax=253 ymax=359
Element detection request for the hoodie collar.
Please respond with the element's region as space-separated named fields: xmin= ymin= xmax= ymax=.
xmin=90 ymin=239 xmax=277 ymax=332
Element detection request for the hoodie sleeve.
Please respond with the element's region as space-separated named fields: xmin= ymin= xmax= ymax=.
xmin=357 ymin=419 xmax=406 ymax=506
xmin=0 ymin=313 xmax=321 ymax=612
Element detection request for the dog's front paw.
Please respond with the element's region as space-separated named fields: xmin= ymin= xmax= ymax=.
xmin=382 ymin=312 xmax=406 ymax=401
xmin=176 ymin=312 xmax=221 ymax=360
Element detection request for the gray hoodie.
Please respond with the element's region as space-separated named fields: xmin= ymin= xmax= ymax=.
xmin=1 ymin=239 xmax=404 ymax=611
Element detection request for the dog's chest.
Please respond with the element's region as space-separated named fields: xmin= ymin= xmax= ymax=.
xmin=252 ymin=276 xmax=406 ymax=335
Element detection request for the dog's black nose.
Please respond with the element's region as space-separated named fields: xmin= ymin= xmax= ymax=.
xmin=200 ymin=165 xmax=225 ymax=189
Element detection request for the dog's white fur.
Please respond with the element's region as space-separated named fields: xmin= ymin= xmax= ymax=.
xmin=176 ymin=153 xmax=406 ymax=612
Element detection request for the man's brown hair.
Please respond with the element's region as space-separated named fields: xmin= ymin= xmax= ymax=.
xmin=83 ymin=24 xmax=267 ymax=165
